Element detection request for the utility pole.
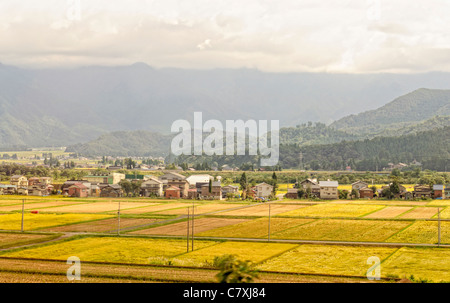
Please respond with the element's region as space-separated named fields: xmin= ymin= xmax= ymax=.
xmin=438 ymin=207 xmax=441 ymax=247
xmin=117 ymin=200 xmax=121 ymax=236
xmin=21 ymin=199 xmax=24 ymax=232
xmin=191 ymin=202 xmax=194 ymax=251
xmin=187 ymin=207 xmax=190 ymax=253
xmin=268 ymin=204 xmax=271 ymax=242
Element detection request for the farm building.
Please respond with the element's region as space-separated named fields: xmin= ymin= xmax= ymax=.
xmin=433 ymin=185 xmax=444 ymax=199
xmin=413 ymin=185 xmax=432 ymax=199
xmin=68 ymin=183 xmax=89 ymax=198
xmin=445 ymin=184 xmax=450 ymax=199
xmin=200 ymin=181 xmax=222 ymax=200
xmin=84 ymin=173 xmax=125 ymax=185
xmin=159 ymin=172 xmax=186 ymax=182
xmin=187 ymin=188 xmax=199 ymax=199
xmin=140 ymin=177 xmax=163 ymax=197
xmin=186 ymin=174 xmax=213 ymax=187
xmin=90 ymin=184 xmax=101 ymax=197
xmin=222 ymin=185 xmax=239 ymax=198
xmin=100 ymin=184 xmax=123 ymax=198
xmin=0 ymin=184 xmax=17 ymax=195
xmin=298 ymin=178 xmax=320 ymax=197
xmin=359 ymin=187 xmax=374 ymax=199
xmin=165 ymin=186 xmax=181 ymax=199
xmin=253 ymin=182 xmax=273 ymax=199
xmin=285 ymin=188 xmax=299 ymax=199
xmin=319 ymin=180 xmax=339 ymax=200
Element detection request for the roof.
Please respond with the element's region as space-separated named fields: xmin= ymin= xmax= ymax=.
xmin=300 ymin=178 xmax=318 ymax=185
xmin=186 ymin=174 xmax=213 ymax=185
xmin=166 ymin=186 xmax=181 ymax=191
xmin=11 ymin=175 xmax=24 ymax=179
xmin=319 ymin=181 xmax=339 ymax=187
xmin=433 ymin=185 xmax=444 ymax=190
xmin=142 ymin=177 xmax=163 ymax=184
xmin=256 ymin=182 xmax=273 ymax=187
xmin=352 ymin=180 xmax=368 ymax=185
xmin=201 ymin=181 xmax=221 ymax=187
xmin=359 ymin=187 xmax=373 ymax=191
xmin=69 ymin=183 xmax=88 ymax=190
xmin=160 ymin=172 xmax=186 ymax=180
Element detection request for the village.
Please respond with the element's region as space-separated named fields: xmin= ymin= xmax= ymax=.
xmin=1 ymin=171 xmax=448 ymax=201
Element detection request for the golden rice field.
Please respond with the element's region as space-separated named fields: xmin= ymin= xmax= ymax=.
xmin=279 ymin=203 xmax=385 ymax=218
xmin=363 ymin=206 xmax=413 ymax=219
xmin=386 ymin=221 xmax=450 ymax=244
xmin=0 ymin=232 xmax=60 ymax=249
xmin=258 ymin=244 xmax=397 ymax=276
xmin=0 ymin=213 xmax=113 ymax=231
xmin=398 ymin=207 xmax=439 ymax=219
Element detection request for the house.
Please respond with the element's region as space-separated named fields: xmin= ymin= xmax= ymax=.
xmin=200 ymin=181 xmax=222 ymax=200
xmin=352 ymin=181 xmax=368 ymax=191
xmin=319 ymin=180 xmax=339 ymax=200
xmin=68 ymin=183 xmax=89 ymax=198
xmin=186 ymin=174 xmax=213 ymax=187
xmin=159 ymin=172 xmax=186 ymax=182
xmin=0 ymin=184 xmax=17 ymax=195
xmin=222 ymin=185 xmax=239 ymax=199
xmin=285 ymin=188 xmax=299 ymax=199
xmin=445 ymin=184 xmax=450 ymax=199
xmin=359 ymin=187 xmax=374 ymax=199
xmin=84 ymin=173 xmax=125 ymax=185
xmin=254 ymin=182 xmax=273 ymax=199
xmin=100 ymin=184 xmax=123 ymax=198
xmin=90 ymin=184 xmax=101 ymax=197
xmin=141 ymin=177 xmax=163 ymax=197
xmin=165 ymin=186 xmax=181 ymax=199
xmin=187 ymin=188 xmax=199 ymax=199
xmin=413 ymin=185 xmax=432 ymax=199
xmin=433 ymin=185 xmax=444 ymax=199
xmin=166 ymin=180 xmax=189 ymax=198
xmin=61 ymin=180 xmax=91 ymax=196
xmin=298 ymin=178 xmax=320 ymax=197
xmin=10 ymin=175 xmax=28 ymax=188
xmin=17 ymin=187 xmax=28 ymax=195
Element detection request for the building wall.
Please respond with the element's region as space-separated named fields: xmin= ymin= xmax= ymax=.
xmin=320 ymin=186 xmax=338 ymax=199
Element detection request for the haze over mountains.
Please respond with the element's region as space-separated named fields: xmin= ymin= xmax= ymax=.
xmin=1 ymin=62 xmax=450 ymax=150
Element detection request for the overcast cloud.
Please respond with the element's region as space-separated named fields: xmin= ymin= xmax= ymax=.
xmin=1 ymin=0 xmax=449 ymax=73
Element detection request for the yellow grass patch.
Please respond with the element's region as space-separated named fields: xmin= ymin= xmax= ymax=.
xmin=279 ymin=203 xmax=384 ymax=218
xmin=398 ymin=207 xmax=438 ymax=219
xmin=271 ymin=219 xmax=411 ymax=242
xmin=216 ymin=204 xmax=308 ymax=217
xmin=129 ymin=217 xmax=249 ymax=236
xmin=42 ymin=218 xmax=161 ymax=233
xmin=0 ymin=201 xmax=85 ymax=212
xmin=39 ymin=201 xmax=152 ymax=213
xmin=196 ymin=217 xmax=314 ymax=239
xmin=386 ymin=221 xmax=450 ymax=244
xmin=0 ymin=213 xmax=112 ymax=231
xmin=1 ymin=237 xmax=217 ymax=264
xmin=154 ymin=203 xmax=247 ymax=215
xmin=258 ymin=244 xmax=397 ymax=276
xmin=364 ymin=206 xmax=413 ymax=219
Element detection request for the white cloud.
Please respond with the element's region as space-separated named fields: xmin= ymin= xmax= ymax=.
xmin=0 ymin=0 xmax=449 ymax=73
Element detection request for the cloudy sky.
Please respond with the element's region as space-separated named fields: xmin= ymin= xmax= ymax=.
xmin=1 ymin=0 xmax=450 ymax=73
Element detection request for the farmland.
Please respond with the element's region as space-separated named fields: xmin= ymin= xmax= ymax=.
xmin=0 ymin=196 xmax=448 ymax=283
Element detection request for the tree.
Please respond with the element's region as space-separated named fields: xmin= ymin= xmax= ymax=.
xmin=208 ymin=179 xmax=212 ymax=193
xmin=214 ymin=254 xmax=259 ymax=283
xmin=239 ymin=173 xmax=248 ymax=199
xmin=119 ymin=180 xmax=133 ymax=196
xmin=131 ymin=180 xmax=143 ymax=197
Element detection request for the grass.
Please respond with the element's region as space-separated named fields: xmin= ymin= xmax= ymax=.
xmin=278 ymin=203 xmax=385 ymax=218
xmin=381 ymin=247 xmax=450 ymax=282
xmin=196 ymin=217 xmax=314 ymax=239
xmin=386 ymin=221 xmax=450 ymax=244
xmin=258 ymin=244 xmax=397 ymax=276
xmin=0 ymin=213 xmax=113 ymax=231
xmin=271 ymin=219 xmax=411 ymax=242
xmin=0 ymin=236 xmax=218 ymax=264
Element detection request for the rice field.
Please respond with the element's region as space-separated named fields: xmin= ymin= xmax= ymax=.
xmin=398 ymin=207 xmax=439 ymax=219
xmin=270 ymin=219 xmax=411 ymax=242
xmin=39 ymin=201 xmax=154 ymax=214
xmin=0 ymin=233 xmax=60 ymax=249
xmin=0 ymin=213 xmax=113 ymax=231
xmin=386 ymin=221 xmax=450 ymax=244
xmin=279 ymin=203 xmax=385 ymax=218
xmin=129 ymin=217 xmax=250 ymax=236
xmin=363 ymin=206 xmax=413 ymax=219
xmin=215 ymin=203 xmax=308 ymax=217
xmin=258 ymin=244 xmax=398 ymax=276
xmin=196 ymin=217 xmax=314 ymax=239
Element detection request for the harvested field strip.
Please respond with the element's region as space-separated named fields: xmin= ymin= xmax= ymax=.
xmin=427 ymin=200 xmax=450 ymax=206
xmin=128 ymin=217 xmax=250 ymax=236
xmin=0 ymin=233 xmax=61 ymax=249
xmin=0 ymin=213 xmax=113 ymax=231
xmin=215 ymin=204 xmax=308 ymax=217
xmin=118 ymin=203 xmax=195 ymax=215
xmin=279 ymin=204 xmax=384 ymax=218
xmin=270 ymin=219 xmax=411 ymax=242
xmin=381 ymin=247 xmax=450 ymax=282
xmin=385 ymin=221 xmax=450 ymax=244
xmin=196 ymin=217 xmax=314 ymax=239
xmin=432 ymin=207 xmax=450 ymax=219
xmin=0 ymin=237 xmax=218 ymax=264
xmin=171 ymin=241 xmax=299 ymax=266
xmin=0 ymin=201 xmax=87 ymax=212
xmin=363 ymin=206 xmax=413 ymax=219
xmin=0 ymin=257 xmax=376 ymax=283
xmin=398 ymin=207 xmax=439 ymax=219
xmin=41 ymin=218 xmax=162 ymax=233
xmin=258 ymin=244 xmax=397 ymax=276
xmin=153 ymin=203 xmax=248 ymax=215
xmin=38 ymin=202 xmax=154 ymax=214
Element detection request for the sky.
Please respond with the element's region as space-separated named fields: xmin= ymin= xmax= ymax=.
xmin=1 ymin=0 xmax=450 ymax=73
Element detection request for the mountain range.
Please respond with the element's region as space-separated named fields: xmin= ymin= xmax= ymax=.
xmin=1 ymin=62 xmax=450 ymax=149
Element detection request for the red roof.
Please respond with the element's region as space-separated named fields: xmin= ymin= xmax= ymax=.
xmin=166 ymin=186 xmax=180 ymax=191
xmin=69 ymin=183 xmax=87 ymax=190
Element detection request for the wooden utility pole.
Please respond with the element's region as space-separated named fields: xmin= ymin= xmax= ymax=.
xmin=268 ymin=204 xmax=271 ymax=242
xmin=187 ymin=207 xmax=190 ymax=252
xmin=438 ymin=207 xmax=441 ymax=247
xmin=21 ymin=199 xmax=24 ymax=232
xmin=117 ymin=200 xmax=121 ymax=236
xmin=191 ymin=202 xmax=194 ymax=251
